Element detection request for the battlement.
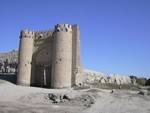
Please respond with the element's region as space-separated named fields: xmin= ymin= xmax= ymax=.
xmin=20 ymin=29 xmax=35 ymax=38
xmin=54 ymin=24 xmax=72 ymax=32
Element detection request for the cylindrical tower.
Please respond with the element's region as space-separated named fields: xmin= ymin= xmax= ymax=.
xmin=17 ymin=30 xmax=34 ymax=86
xmin=72 ymin=25 xmax=81 ymax=86
xmin=51 ymin=24 xmax=72 ymax=88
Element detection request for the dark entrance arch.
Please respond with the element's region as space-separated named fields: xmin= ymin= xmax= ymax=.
xmin=31 ymin=42 xmax=52 ymax=88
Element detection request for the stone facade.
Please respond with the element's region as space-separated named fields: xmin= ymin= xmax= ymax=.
xmin=17 ymin=24 xmax=81 ymax=88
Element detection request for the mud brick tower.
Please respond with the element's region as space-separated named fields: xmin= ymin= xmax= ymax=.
xmin=17 ymin=24 xmax=81 ymax=88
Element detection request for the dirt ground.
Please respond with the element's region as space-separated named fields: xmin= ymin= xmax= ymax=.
xmin=0 ymin=79 xmax=150 ymax=113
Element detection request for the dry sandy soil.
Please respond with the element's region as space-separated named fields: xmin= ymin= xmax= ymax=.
xmin=0 ymin=80 xmax=150 ymax=113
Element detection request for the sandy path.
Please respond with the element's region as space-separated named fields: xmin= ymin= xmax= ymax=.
xmin=0 ymin=80 xmax=150 ymax=113
xmin=84 ymin=90 xmax=150 ymax=113
xmin=0 ymin=81 xmax=84 ymax=113
xmin=0 ymin=101 xmax=83 ymax=113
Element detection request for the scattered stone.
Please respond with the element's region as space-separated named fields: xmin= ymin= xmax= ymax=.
xmin=138 ymin=91 xmax=145 ymax=95
xmin=48 ymin=93 xmax=71 ymax=103
xmin=79 ymin=94 xmax=95 ymax=108
xmin=48 ymin=93 xmax=60 ymax=103
xmin=63 ymin=94 xmax=70 ymax=101
xmin=111 ymin=90 xmax=114 ymax=94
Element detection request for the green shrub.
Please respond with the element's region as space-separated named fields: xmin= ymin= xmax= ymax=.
xmin=136 ymin=77 xmax=147 ymax=86
xmin=146 ymin=79 xmax=150 ymax=86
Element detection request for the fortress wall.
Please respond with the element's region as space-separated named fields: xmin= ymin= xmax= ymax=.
xmin=32 ymin=32 xmax=53 ymax=87
xmin=17 ymin=30 xmax=34 ymax=86
xmin=51 ymin=24 xmax=72 ymax=88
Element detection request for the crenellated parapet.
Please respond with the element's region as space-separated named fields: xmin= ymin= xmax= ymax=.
xmin=54 ymin=24 xmax=72 ymax=32
xmin=20 ymin=29 xmax=35 ymax=38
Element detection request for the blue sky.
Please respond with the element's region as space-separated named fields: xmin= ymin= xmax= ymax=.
xmin=0 ymin=0 xmax=150 ymax=77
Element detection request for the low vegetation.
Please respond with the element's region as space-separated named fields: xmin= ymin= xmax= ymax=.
xmin=130 ymin=75 xmax=150 ymax=86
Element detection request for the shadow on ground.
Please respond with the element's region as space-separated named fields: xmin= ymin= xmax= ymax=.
xmin=0 ymin=73 xmax=17 ymax=84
